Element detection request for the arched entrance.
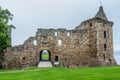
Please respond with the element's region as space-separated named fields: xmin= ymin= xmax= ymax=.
xmin=38 ymin=50 xmax=52 ymax=67
xmin=39 ymin=50 xmax=51 ymax=61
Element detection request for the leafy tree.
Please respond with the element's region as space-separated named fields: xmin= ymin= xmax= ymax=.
xmin=0 ymin=6 xmax=15 ymax=52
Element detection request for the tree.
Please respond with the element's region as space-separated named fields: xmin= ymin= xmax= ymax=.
xmin=0 ymin=6 xmax=15 ymax=52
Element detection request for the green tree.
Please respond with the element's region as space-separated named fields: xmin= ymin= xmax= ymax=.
xmin=0 ymin=6 xmax=15 ymax=52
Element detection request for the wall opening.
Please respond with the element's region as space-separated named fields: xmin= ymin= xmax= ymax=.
xmin=58 ymin=40 xmax=62 ymax=47
xmin=67 ymin=32 xmax=70 ymax=37
xmin=90 ymin=23 xmax=92 ymax=27
xmin=103 ymin=54 xmax=105 ymax=60
xmin=55 ymin=32 xmax=58 ymax=36
xmin=74 ymin=42 xmax=79 ymax=48
xmin=55 ymin=56 xmax=58 ymax=61
xmin=23 ymin=57 xmax=25 ymax=60
xmin=39 ymin=50 xmax=51 ymax=61
xmin=33 ymin=40 xmax=37 ymax=45
xmin=104 ymin=44 xmax=107 ymax=51
xmin=104 ymin=31 xmax=106 ymax=38
xmin=74 ymin=39 xmax=79 ymax=48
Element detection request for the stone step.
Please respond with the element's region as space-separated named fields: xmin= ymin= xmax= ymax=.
xmin=38 ymin=61 xmax=52 ymax=67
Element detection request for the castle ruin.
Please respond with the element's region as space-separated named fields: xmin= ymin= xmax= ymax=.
xmin=0 ymin=6 xmax=117 ymax=69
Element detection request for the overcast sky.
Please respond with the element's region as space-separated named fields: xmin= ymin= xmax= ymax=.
xmin=0 ymin=0 xmax=120 ymax=64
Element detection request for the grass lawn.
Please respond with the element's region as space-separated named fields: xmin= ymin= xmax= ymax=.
xmin=42 ymin=54 xmax=49 ymax=60
xmin=0 ymin=66 xmax=120 ymax=80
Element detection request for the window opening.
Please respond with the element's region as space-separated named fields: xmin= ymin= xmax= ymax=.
xmin=55 ymin=56 xmax=58 ymax=61
xmin=90 ymin=23 xmax=92 ymax=27
xmin=104 ymin=31 xmax=106 ymax=38
xmin=55 ymin=32 xmax=58 ymax=36
xmin=67 ymin=32 xmax=70 ymax=36
xmin=33 ymin=40 xmax=37 ymax=45
xmin=23 ymin=57 xmax=25 ymax=60
xmin=58 ymin=40 xmax=62 ymax=47
xmin=104 ymin=44 xmax=107 ymax=51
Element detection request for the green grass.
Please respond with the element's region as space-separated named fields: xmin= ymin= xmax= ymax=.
xmin=42 ymin=54 xmax=49 ymax=60
xmin=0 ymin=66 xmax=120 ymax=80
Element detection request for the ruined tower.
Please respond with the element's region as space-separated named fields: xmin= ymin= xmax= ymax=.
xmin=75 ymin=6 xmax=117 ymax=66
xmin=94 ymin=6 xmax=117 ymax=66
xmin=1 ymin=6 xmax=117 ymax=69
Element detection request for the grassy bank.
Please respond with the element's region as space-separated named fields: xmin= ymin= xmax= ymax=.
xmin=0 ymin=66 xmax=120 ymax=80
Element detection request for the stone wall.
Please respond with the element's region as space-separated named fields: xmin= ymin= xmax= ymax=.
xmin=2 ymin=37 xmax=37 ymax=69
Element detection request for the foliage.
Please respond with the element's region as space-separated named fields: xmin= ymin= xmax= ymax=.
xmin=0 ymin=7 xmax=15 ymax=52
xmin=0 ymin=66 xmax=120 ymax=80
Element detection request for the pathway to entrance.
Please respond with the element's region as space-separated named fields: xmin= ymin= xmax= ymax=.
xmin=38 ymin=61 xmax=52 ymax=67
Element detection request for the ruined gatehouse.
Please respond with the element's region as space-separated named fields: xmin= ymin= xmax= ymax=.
xmin=1 ymin=6 xmax=117 ymax=69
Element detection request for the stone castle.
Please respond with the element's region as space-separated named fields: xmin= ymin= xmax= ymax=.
xmin=0 ymin=6 xmax=117 ymax=69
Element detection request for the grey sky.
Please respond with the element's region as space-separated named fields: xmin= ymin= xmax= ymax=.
xmin=0 ymin=0 xmax=120 ymax=64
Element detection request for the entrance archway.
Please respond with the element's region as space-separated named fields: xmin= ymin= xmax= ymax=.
xmin=39 ymin=50 xmax=51 ymax=61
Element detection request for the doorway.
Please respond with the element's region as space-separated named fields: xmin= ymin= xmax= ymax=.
xmin=55 ymin=56 xmax=58 ymax=61
xmin=39 ymin=50 xmax=51 ymax=61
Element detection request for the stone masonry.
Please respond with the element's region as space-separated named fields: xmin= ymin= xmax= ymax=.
xmin=0 ymin=6 xmax=117 ymax=69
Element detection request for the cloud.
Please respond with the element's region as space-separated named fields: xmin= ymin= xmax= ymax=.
xmin=0 ymin=0 xmax=120 ymax=52
xmin=114 ymin=55 xmax=120 ymax=65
